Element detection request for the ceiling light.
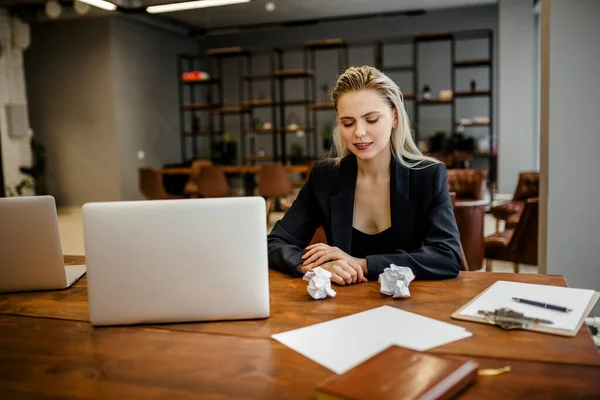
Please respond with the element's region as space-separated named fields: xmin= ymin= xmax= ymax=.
xmin=77 ymin=0 xmax=117 ymax=11
xmin=147 ymin=0 xmax=251 ymax=14
xmin=45 ymin=0 xmax=62 ymax=19
xmin=265 ymin=2 xmax=275 ymax=12
xmin=73 ymin=0 xmax=91 ymax=15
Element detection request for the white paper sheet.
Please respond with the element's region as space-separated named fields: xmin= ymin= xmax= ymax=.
xmin=459 ymin=280 xmax=596 ymax=331
xmin=271 ymin=305 xmax=472 ymax=375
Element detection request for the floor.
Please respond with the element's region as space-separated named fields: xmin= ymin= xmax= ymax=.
xmin=57 ymin=202 xmax=538 ymax=275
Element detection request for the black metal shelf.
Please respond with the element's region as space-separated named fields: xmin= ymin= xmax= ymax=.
xmin=273 ymin=69 xmax=315 ymax=78
xmin=454 ymin=90 xmax=492 ymax=98
xmin=308 ymin=103 xmax=335 ymax=110
xmin=242 ymin=75 xmax=272 ymax=81
xmin=181 ymin=79 xmax=220 ymax=86
xmin=454 ymin=59 xmax=492 ymax=68
xmin=417 ymin=99 xmax=453 ymax=105
xmin=382 ymin=65 xmax=414 ymax=73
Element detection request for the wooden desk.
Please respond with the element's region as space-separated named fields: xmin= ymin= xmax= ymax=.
xmin=0 ymin=256 xmax=599 ymax=398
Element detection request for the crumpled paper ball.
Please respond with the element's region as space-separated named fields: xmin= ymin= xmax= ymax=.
xmin=303 ymin=267 xmax=337 ymax=300
xmin=378 ymin=264 xmax=416 ymax=298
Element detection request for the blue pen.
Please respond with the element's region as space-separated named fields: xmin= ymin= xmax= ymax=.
xmin=512 ymin=297 xmax=572 ymax=313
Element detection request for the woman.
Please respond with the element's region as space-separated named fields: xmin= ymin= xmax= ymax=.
xmin=268 ymin=66 xmax=461 ymax=285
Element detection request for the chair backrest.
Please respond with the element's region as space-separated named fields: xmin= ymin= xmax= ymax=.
xmin=512 ymin=172 xmax=540 ymax=201
xmin=139 ymin=168 xmax=169 ymax=200
xmin=184 ymin=160 xmax=213 ymax=195
xmin=449 ymin=192 xmax=470 ymax=271
xmin=194 ymin=166 xmax=230 ymax=198
xmin=191 ymin=159 xmax=212 ymax=174
xmin=309 ymin=226 xmax=328 ymax=246
xmin=508 ymin=197 xmax=539 ymax=266
xmin=446 ymin=169 xmax=487 ymax=201
xmin=258 ymin=163 xmax=292 ymax=198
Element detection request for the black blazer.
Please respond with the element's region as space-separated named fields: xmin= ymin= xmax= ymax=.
xmin=267 ymin=155 xmax=462 ymax=281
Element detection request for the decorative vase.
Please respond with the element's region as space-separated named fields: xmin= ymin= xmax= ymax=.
xmin=422 ymin=84 xmax=432 ymax=100
xmin=470 ymin=79 xmax=477 ymax=92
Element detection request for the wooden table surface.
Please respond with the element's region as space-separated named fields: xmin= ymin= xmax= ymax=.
xmin=0 ymin=256 xmax=599 ymax=399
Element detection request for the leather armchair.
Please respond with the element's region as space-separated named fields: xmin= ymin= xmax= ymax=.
xmin=446 ymin=169 xmax=487 ymax=202
xmin=491 ymin=172 xmax=539 ymax=230
xmin=485 ymin=197 xmax=539 ymax=273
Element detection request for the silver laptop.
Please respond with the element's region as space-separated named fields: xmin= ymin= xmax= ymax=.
xmin=82 ymin=196 xmax=270 ymax=326
xmin=0 ymin=195 xmax=86 ymax=293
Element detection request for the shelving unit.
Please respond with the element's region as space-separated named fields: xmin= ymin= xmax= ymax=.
xmin=452 ymin=29 xmax=495 ymax=194
xmin=308 ymin=38 xmax=349 ymax=157
xmin=271 ymin=47 xmax=316 ymax=165
xmin=178 ymin=54 xmax=221 ymax=161
xmin=408 ymin=29 xmax=495 ymax=192
xmin=242 ymin=50 xmax=278 ymax=164
xmin=176 ymin=28 xmax=496 ymax=189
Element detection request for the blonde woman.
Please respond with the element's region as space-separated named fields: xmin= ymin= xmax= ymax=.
xmin=268 ymin=66 xmax=461 ymax=285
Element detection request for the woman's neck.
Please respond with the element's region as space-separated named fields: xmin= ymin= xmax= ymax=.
xmin=356 ymin=145 xmax=392 ymax=181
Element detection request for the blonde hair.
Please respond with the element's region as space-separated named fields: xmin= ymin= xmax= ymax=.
xmin=330 ymin=66 xmax=439 ymax=169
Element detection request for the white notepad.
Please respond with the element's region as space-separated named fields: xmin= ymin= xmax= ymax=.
xmin=458 ymin=281 xmax=596 ymax=332
xmin=272 ymin=305 xmax=472 ymax=375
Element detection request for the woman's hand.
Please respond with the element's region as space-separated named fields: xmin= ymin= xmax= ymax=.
xmin=317 ymin=260 xmax=367 ymax=285
xmin=302 ymin=243 xmax=365 ymax=271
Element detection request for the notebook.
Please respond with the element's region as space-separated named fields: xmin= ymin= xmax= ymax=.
xmin=315 ymin=345 xmax=479 ymax=400
xmin=452 ymin=281 xmax=600 ymax=337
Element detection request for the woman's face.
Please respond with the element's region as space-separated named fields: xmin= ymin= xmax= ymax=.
xmin=336 ymin=89 xmax=397 ymax=162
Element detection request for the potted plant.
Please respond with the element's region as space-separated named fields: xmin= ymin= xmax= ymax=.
xmin=222 ymin=133 xmax=238 ymax=165
xmin=430 ymin=130 xmax=447 ymax=152
xmin=16 ymin=137 xmax=47 ymax=196
xmin=289 ymin=143 xmax=304 ymax=165
xmin=322 ymin=124 xmax=333 ymax=151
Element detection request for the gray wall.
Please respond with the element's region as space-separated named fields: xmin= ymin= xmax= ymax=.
xmin=0 ymin=10 xmax=32 ymax=195
xmin=498 ymin=0 xmax=536 ymax=194
xmin=110 ymin=17 xmax=196 ymax=201
xmin=196 ymin=5 xmax=498 ymax=169
xmin=25 ymin=18 xmax=121 ymax=206
xmin=25 ymin=17 xmax=196 ymax=205
xmin=544 ymin=0 xmax=600 ymax=314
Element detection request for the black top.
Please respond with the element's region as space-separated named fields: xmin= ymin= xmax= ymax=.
xmin=351 ymin=227 xmax=395 ymax=259
xmin=267 ymin=154 xmax=462 ymax=281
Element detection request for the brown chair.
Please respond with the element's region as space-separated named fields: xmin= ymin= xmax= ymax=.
xmin=190 ymin=165 xmax=231 ymax=198
xmin=139 ymin=168 xmax=182 ymax=200
xmin=183 ymin=160 xmax=212 ymax=197
xmin=309 ymin=226 xmax=327 ymax=246
xmin=485 ymin=197 xmax=539 ymax=273
xmin=491 ymin=171 xmax=539 ymax=231
xmin=258 ymin=163 xmax=293 ymax=222
xmin=446 ymin=169 xmax=487 ymax=202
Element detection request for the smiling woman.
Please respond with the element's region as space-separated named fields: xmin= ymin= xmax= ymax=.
xmin=267 ymin=66 xmax=462 ymax=286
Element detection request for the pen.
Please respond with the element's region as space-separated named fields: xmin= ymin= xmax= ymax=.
xmin=512 ymin=297 xmax=572 ymax=313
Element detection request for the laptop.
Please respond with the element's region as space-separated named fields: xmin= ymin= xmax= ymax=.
xmin=82 ymin=196 xmax=270 ymax=326
xmin=0 ymin=195 xmax=86 ymax=293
